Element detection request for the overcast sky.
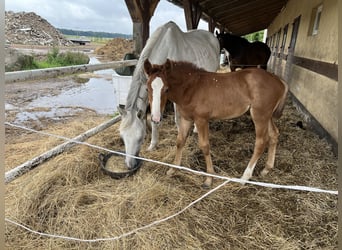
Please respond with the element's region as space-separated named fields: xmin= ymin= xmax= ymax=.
xmin=5 ymin=0 xmax=208 ymax=34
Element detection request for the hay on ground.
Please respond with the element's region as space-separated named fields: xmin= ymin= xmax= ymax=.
xmin=5 ymin=98 xmax=337 ymax=249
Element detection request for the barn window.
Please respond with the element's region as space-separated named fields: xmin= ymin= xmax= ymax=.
xmin=309 ymin=4 xmax=323 ymax=36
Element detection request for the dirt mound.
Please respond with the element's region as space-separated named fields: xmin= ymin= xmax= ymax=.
xmin=95 ymin=38 xmax=134 ymax=61
xmin=5 ymin=11 xmax=72 ymax=46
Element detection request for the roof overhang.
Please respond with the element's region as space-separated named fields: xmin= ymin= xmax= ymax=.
xmin=167 ymin=0 xmax=288 ymax=35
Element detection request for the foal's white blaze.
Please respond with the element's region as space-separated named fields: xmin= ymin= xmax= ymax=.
xmin=151 ymin=77 xmax=163 ymax=123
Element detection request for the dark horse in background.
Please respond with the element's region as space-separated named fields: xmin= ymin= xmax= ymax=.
xmin=216 ymin=31 xmax=271 ymax=72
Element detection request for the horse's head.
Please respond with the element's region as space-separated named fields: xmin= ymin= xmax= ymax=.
xmin=215 ymin=30 xmax=226 ymax=50
xmin=118 ymin=106 xmax=146 ymax=169
xmin=144 ymin=58 xmax=170 ymax=124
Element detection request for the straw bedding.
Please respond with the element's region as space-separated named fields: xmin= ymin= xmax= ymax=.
xmin=5 ymin=98 xmax=337 ymax=249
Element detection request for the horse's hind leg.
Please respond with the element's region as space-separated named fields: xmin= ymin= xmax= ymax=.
xmin=167 ymin=117 xmax=192 ymax=176
xmin=241 ymin=118 xmax=269 ymax=182
xmin=195 ymin=119 xmax=215 ymax=187
xmin=260 ymin=119 xmax=279 ymax=177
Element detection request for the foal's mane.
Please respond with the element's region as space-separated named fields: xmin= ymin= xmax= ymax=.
xmin=167 ymin=60 xmax=207 ymax=73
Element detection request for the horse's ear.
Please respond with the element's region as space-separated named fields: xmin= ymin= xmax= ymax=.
xmin=215 ymin=30 xmax=218 ymax=36
xmin=164 ymin=58 xmax=172 ymax=73
xmin=144 ymin=59 xmax=152 ymax=75
xmin=117 ymin=106 xmax=126 ymax=116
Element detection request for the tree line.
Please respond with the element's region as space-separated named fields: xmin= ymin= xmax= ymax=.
xmin=58 ymin=28 xmax=132 ymax=39
xmin=58 ymin=28 xmax=263 ymax=42
xmin=243 ymin=30 xmax=264 ymax=42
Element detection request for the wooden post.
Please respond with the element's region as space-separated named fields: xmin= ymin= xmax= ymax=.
xmin=125 ymin=0 xmax=160 ymax=56
xmin=183 ymin=0 xmax=202 ymax=30
xmin=208 ymin=17 xmax=216 ymax=33
xmin=132 ymin=22 xmax=144 ymax=55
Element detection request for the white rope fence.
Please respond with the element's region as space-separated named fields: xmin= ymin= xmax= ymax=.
xmin=6 ymin=180 xmax=230 ymax=242
xmin=4 ymin=121 xmax=338 ymax=243
xmin=5 ymin=121 xmax=338 ymax=195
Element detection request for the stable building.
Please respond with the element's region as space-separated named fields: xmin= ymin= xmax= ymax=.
xmin=267 ymin=0 xmax=338 ymax=153
xmin=124 ymin=0 xmax=338 ymax=153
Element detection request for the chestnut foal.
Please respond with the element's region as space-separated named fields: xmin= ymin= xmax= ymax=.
xmin=144 ymin=59 xmax=288 ymax=187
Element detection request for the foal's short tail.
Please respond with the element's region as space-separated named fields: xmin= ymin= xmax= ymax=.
xmin=273 ymin=78 xmax=289 ymax=119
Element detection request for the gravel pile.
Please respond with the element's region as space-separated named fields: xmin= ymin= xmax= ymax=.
xmin=5 ymin=11 xmax=72 ymax=46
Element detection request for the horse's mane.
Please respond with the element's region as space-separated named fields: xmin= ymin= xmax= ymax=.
xmin=125 ymin=22 xmax=179 ymax=111
xmin=168 ymin=60 xmax=207 ymax=73
xmin=224 ymin=33 xmax=249 ymax=45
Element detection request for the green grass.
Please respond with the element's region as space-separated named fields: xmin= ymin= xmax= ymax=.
xmin=34 ymin=47 xmax=89 ymax=69
xmin=6 ymin=47 xmax=90 ymax=72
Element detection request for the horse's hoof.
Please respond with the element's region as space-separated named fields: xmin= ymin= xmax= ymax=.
xmin=239 ymin=178 xmax=247 ymax=185
xmin=241 ymin=168 xmax=252 ymax=183
xmin=260 ymin=168 xmax=270 ymax=177
xmin=202 ymin=178 xmax=212 ymax=188
xmin=166 ymin=168 xmax=175 ymax=176
xmin=201 ymin=183 xmax=211 ymax=189
xmin=239 ymin=175 xmax=250 ymax=185
xmin=147 ymin=144 xmax=156 ymax=151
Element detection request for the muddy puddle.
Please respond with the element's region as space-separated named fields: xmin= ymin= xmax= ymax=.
xmin=5 ymin=55 xmax=129 ymax=126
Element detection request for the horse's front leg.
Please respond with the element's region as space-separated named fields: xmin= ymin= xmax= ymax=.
xmin=168 ymin=117 xmax=192 ymax=176
xmin=173 ymin=103 xmax=180 ymax=132
xmin=174 ymin=103 xmax=197 ymax=133
xmin=195 ymin=119 xmax=215 ymax=188
xmin=147 ymin=122 xmax=159 ymax=151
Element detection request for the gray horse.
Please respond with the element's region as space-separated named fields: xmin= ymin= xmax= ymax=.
xmin=118 ymin=21 xmax=220 ymax=169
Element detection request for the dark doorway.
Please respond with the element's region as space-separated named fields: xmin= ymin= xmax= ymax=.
xmin=285 ymin=15 xmax=301 ymax=83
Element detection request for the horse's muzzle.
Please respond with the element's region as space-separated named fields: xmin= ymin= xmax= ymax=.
xmin=151 ymin=115 xmax=162 ymax=124
xmin=126 ymin=156 xmax=142 ymax=170
xmin=99 ymin=152 xmax=142 ymax=179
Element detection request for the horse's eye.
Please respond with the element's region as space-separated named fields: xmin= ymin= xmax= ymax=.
xmin=137 ymin=109 xmax=145 ymax=119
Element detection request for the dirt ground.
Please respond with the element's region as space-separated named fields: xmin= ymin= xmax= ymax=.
xmin=5 ymin=59 xmax=94 ymax=141
xmin=5 ymin=41 xmax=133 ymax=136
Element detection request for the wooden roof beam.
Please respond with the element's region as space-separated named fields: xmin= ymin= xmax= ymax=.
xmin=125 ymin=0 xmax=160 ymax=55
xmin=183 ymin=0 xmax=202 ymax=30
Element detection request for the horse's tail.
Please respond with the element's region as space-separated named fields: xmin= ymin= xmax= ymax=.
xmin=273 ymin=78 xmax=289 ymax=119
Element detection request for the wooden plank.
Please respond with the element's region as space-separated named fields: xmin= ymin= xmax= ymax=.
xmin=293 ymin=56 xmax=338 ymax=81
xmin=5 ymin=116 xmax=122 ymax=184
xmin=5 ymin=59 xmax=137 ymax=83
